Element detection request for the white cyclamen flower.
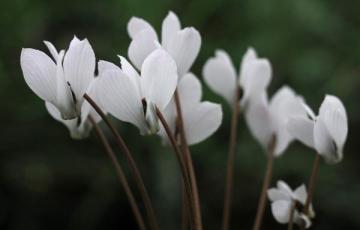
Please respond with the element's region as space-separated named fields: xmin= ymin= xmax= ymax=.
xmin=20 ymin=36 xmax=96 ymax=120
xmin=203 ymin=48 xmax=271 ymax=107
xmin=96 ymin=48 xmax=178 ymax=135
xmin=127 ymin=11 xmax=201 ymax=78
xmin=268 ymin=180 xmax=315 ymax=228
xmin=158 ymin=73 xmax=223 ymax=145
xmin=287 ymin=95 xmax=348 ymax=164
xmin=245 ymin=86 xmax=308 ymax=156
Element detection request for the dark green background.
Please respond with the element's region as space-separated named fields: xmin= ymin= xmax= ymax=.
xmin=0 ymin=0 xmax=359 ymax=229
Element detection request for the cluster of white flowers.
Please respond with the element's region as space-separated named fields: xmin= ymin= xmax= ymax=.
xmin=20 ymin=11 xmax=348 ymax=229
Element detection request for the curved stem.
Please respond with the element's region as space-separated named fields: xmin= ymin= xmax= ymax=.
xmin=287 ymin=201 xmax=297 ymax=230
xmin=174 ymin=90 xmax=202 ymax=230
xmin=222 ymin=88 xmax=241 ymax=230
xmin=155 ymin=107 xmax=194 ymax=226
xmin=84 ymin=94 xmax=160 ymax=230
xmin=252 ymin=135 xmax=276 ymax=230
xmin=89 ymin=116 xmax=146 ymax=230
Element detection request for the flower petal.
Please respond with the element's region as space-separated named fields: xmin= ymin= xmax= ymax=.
xmin=202 ymin=50 xmax=237 ymax=106
xmin=287 ymin=116 xmax=315 ymax=148
xmin=98 ymin=60 xmax=119 ymax=75
xmin=118 ymin=55 xmax=141 ymax=97
xmin=161 ymin=11 xmax=181 ymax=49
xmin=63 ymin=38 xmax=96 ymax=104
xmin=128 ymin=28 xmax=159 ymax=70
xmin=43 ymin=41 xmax=59 ymax=61
xmin=178 ymin=73 xmax=202 ymax=107
xmin=140 ymin=49 xmax=178 ymax=110
xmin=267 ymin=188 xmax=292 ymax=202
xmin=127 ymin=17 xmax=156 ymax=39
xmin=271 ymin=200 xmax=291 ymax=224
xmin=20 ymin=48 xmax=57 ymax=103
xmin=182 ymin=101 xmax=223 ymax=145
xmin=166 ymin=27 xmax=201 ymax=77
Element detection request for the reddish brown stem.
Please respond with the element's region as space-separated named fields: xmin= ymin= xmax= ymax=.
xmin=252 ymin=135 xmax=276 ymax=230
xmin=84 ymin=94 xmax=159 ymax=230
xmin=174 ymin=90 xmax=202 ymax=230
xmin=89 ymin=116 xmax=146 ymax=230
xmin=287 ymin=201 xmax=297 ymax=230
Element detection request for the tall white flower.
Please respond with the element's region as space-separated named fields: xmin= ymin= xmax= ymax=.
xmin=203 ymin=48 xmax=271 ymax=107
xmin=127 ymin=11 xmax=201 ymax=78
xmin=158 ymin=73 xmax=223 ymax=145
xmin=20 ymin=36 xmax=96 ymax=120
xmin=96 ymin=48 xmax=178 ymax=135
xmin=245 ymin=86 xmax=308 ymax=156
xmin=287 ymin=95 xmax=348 ymax=164
xmin=268 ymin=180 xmax=315 ymax=228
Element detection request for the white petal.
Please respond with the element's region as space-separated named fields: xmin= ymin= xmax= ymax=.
xmin=63 ymin=38 xmax=95 ymax=105
xmin=238 ymin=47 xmax=258 ymax=87
xmin=271 ymin=200 xmax=291 ymax=224
xmin=166 ymin=27 xmax=201 ymax=78
xmin=178 ymin=73 xmax=202 ymax=107
xmin=20 ymin=48 xmax=57 ymax=103
xmin=202 ymin=50 xmax=237 ymax=106
xmin=128 ymin=28 xmax=158 ymax=70
xmin=161 ymin=11 xmax=181 ymax=49
xmin=287 ymin=116 xmax=315 ymax=148
xmin=127 ymin=17 xmax=156 ymax=39
xmin=182 ymin=102 xmax=223 ymax=145
xmin=97 ymin=68 xmax=147 ymax=134
xmin=83 ymin=78 xmax=103 ymax=123
xmin=140 ymin=49 xmax=178 ymax=110
xmin=43 ymin=41 xmax=58 ymax=61
xmin=118 ymin=56 xmax=141 ymax=97
xmin=244 ymin=94 xmax=273 ymax=150
xmin=98 ymin=60 xmax=119 ymax=75
xmin=277 ymin=180 xmax=293 ymax=195
xmin=296 ymin=214 xmax=312 ymax=229
xmin=157 ymin=99 xmax=177 ymax=144
xmin=294 ymin=184 xmax=316 ymax=217
xmin=267 ymin=188 xmax=292 ymax=202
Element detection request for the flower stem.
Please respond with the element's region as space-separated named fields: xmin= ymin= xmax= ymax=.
xmin=287 ymin=201 xmax=297 ymax=230
xmin=222 ymin=88 xmax=241 ymax=230
xmin=155 ymin=106 xmax=194 ymax=226
xmin=174 ymin=90 xmax=203 ymax=230
xmin=182 ymin=182 xmax=189 ymax=230
xmin=84 ymin=94 xmax=160 ymax=230
xmin=252 ymin=135 xmax=276 ymax=230
xmin=89 ymin=116 xmax=146 ymax=230
xmin=300 ymin=153 xmax=321 ymax=230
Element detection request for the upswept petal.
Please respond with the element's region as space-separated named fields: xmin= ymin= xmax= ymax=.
xmin=202 ymin=50 xmax=237 ymax=106
xmin=140 ymin=49 xmax=178 ymax=110
xmin=118 ymin=56 xmax=141 ymax=96
xmin=63 ymin=38 xmax=96 ymax=106
xmin=98 ymin=60 xmax=119 ymax=75
xmin=178 ymin=73 xmax=202 ymax=108
xmin=314 ymin=118 xmax=339 ymax=164
xmin=238 ymin=47 xmax=257 ymax=86
xmin=267 ymin=188 xmax=292 ymax=202
xmin=271 ymin=200 xmax=292 ymax=224
xmin=182 ymin=101 xmax=223 ymax=145
xmin=161 ymin=11 xmax=181 ymax=49
xmin=287 ymin=116 xmax=315 ymax=148
xmin=127 ymin=17 xmax=156 ymax=39
xmin=20 ymin=48 xmax=57 ymax=103
xmin=128 ymin=28 xmax=158 ymax=70
xmin=43 ymin=41 xmax=59 ymax=61
xmin=166 ymin=27 xmax=201 ymax=78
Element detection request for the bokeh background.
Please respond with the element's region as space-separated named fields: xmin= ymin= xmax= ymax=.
xmin=0 ymin=0 xmax=359 ymax=229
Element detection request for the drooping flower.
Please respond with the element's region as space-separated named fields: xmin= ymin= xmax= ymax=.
xmin=268 ymin=180 xmax=315 ymax=228
xmin=203 ymin=48 xmax=271 ymax=108
xmin=287 ymin=95 xmax=348 ymax=164
xmin=96 ymin=48 xmax=178 ymax=135
xmin=127 ymin=11 xmax=201 ymax=79
xmin=245 ymin=86 xmax=308 ymax=156
xmin=20 ymin=36 xmax=96 ymax=120
xmin=158 ymin=73 xmax=223 ymax=145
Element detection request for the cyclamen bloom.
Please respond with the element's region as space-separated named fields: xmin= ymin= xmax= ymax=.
xmin=268 ymin=180 xmax=315 ymax=228
xmin=20 ymin=36 xmax=96 ymax=120
xmin=245 ymin=86 xmax=308 ymax=155
xmin=96 ymin=48 xmax=178 ymax=135
xmin=127 ymin=11 xmax=201 ymax=78
xmin=203 ymin=48 xmax=271 ymax=107
xmin=287 ymin=95 xmax=348 ymax=164
xmin=158 ymin=73 xmax=223 ymax=145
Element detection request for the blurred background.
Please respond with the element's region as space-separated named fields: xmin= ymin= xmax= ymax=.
xmin=0 ymin=0 xmax=359 ymax=229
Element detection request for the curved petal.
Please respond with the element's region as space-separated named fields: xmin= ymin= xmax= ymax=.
xmin=127 ymin=17 xmax=156 ymax=39
xmin=178 ymin=73 xmax=202 ymax=107
xmin=287 ymin=116 xmax=315 ymax=148
xmin=277 ymin=180 xmax=293 ymax=195
xmin=43 ymin=41 xmax=59 ymax=61
xmin=271 ymin=200 xmax=291 ymax=224
xmin=166 ymin=27 xmax=201 ymax=78
xmin=293 ymin=184 xmax=315 ymax=218
xmin=118 ymin=56 xmax=141 ymax=96
xmin=161 ymin=11 xmax=181 ymax=49
xmin=20 ymin=48 xmax=57 ymax=103
xmin=267 ymin=188 xmax=292 ymax=202
xmin=98 ymin=60 xmax=119 ymax=75
xmin=97 ymin=68 xmax=147 ymax=134
xmin=140 ymin=49 xmax=178 ymax=110
xmin=182 ymin=102 xmax=223 ymax=145
xmin=63 ymin=38 xmax=95 ymax=104
xmin=128 ymin=28 xmax=158 ymax=70
xmin=202 ymin=50 xmax=237 ymax=106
